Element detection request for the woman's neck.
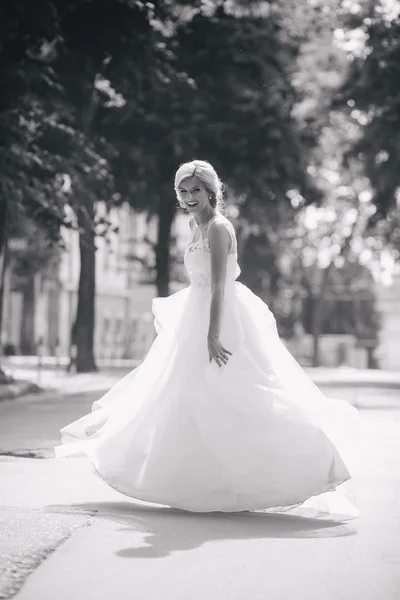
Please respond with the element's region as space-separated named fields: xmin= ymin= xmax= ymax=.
xmin=195 ymin=209 xmax=218 ymax=228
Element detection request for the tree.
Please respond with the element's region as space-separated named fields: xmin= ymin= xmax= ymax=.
xmin=0 ymin=0 xmax=337 ymax=372
xmin=260 ymin=0 xmax=386 ymax=364
xmin=246 ymin=104 xmax=381 ymax=366
xmin=1 ymin=0 xmax=174 ymax=370
xmin=0 ymin=1 xmax=64 ymax=372
xmin=264 ymin=190 xmax=377 ymax=366
xmin=226 ymin=0 xmax=347 ymax=317
xmin=1 ymin=0 xmax=194 ymax=368
xmin=99 ymin=2 xmax=318 ymax=300
xmin=334 ymin=1 xmax=400 ymax=224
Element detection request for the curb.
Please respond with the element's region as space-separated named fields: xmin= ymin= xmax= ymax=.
xmin=0 ymin=448 xmax=53 ymax=459
xmin=0 ymin=381 xmax=42 ymax=402
xmin=0 ymin=376 xmax=399 ymax=402
xmin=312 ymin=380 xmax=400 ymax=391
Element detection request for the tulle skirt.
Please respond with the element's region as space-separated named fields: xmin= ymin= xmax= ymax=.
xmin=55 ymin=281 xmax=359 ymax=516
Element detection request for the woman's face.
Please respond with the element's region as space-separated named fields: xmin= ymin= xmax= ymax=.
xmin=177 ymin=176 xmax=210 ymax=215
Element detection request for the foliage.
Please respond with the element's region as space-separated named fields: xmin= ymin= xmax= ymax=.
xmin=175 ymin=9 xmax=317 ymax=208
xmin=8 ymin=213 xmax=58 ymax=277
xmin=1 ymin=0 xmax=388 ymax=370
xmin=248 ymin=106 xmax=381 ymax=362
xmin=0 ymin=0 xmax=144 ymax=369
xmin=0 ymin=2 xmax=121 ymax=246
xmin=99 ymin=2 xmax=319 ymax=299
xmin=334 ymin=0 xmax=400 ymax=225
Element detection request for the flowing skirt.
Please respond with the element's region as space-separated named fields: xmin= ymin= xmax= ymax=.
xmin=55 ymin=281 xmax=359 ymax=516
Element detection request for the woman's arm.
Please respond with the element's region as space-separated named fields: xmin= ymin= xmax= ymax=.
xmin=207 ymin=221 xmax=233 ymax=367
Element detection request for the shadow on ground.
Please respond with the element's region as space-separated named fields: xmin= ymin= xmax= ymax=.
xmin=47 ymin=501 xmax=357 ymax=559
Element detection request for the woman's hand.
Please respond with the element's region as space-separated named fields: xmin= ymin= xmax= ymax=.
xmin=208 ymin=334 xmax=232 ymax=368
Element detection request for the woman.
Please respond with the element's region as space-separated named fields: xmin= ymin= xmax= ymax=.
xmin=56 ymin=160 xmax=359 ymax=516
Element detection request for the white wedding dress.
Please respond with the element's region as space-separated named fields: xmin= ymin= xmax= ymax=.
xmin=55 ymin=215 xmax=359 ymax=515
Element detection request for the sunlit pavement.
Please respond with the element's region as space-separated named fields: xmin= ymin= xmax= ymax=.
xmin=0 ymin=388 xmax=399 ymax=600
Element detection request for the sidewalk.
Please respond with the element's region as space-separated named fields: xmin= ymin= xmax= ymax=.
xmin=305 ymin=366 xmax=400 ymax=389
xmin=0 ymin=367 xmax=129 ymax=401
xmin=1 ymin=360 xmax=400 ymax=402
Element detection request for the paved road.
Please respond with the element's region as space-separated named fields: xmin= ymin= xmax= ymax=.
xmin=0 ymin=389 xmax=97 ymax=457
xmin=0 ymin=389 xmax=399 ymax=599
xmin=1 ymin=382 xmax=399 ymax=455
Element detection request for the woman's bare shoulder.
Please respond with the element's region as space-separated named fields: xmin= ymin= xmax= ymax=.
xmin=208 ymin=217 xmax=231 ymax=246
xmin=209 ymin=215 xmax=234 ymax=234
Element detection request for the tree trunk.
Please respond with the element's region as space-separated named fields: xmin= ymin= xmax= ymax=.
xmin=71 ymin=58 xmax=102 ymax=373
xmin=311 ymin=294 xmax=322 ymax=367
xmin=0 ymin=198 xmax=9 ymax=306
xmin=236 ymin=221 xmax=251 ymax=258
xmin=311 ymin=264 xmax=332 ymax=367
xmin=74 ymin=204 xmax=97 ymax=372
xmin=0 ymin=196 xmax=9 ymax=379
xmin=20 ymin=275 xmax=36 ymax=354
xmin=155 ymin=196 xmax=176 ymax=297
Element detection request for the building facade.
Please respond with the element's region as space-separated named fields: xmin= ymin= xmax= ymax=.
xmin=2 ymin=203 xmax=400 ymax=370
xmin=2 ymin=203 xmax=190 ymax=360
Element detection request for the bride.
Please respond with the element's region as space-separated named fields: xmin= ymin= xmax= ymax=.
xmin=55 ymin=159 xmax=359 ymax=516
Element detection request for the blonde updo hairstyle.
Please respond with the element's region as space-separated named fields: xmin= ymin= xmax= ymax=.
xmin=174 ymin=160 xmax=225 ymax=214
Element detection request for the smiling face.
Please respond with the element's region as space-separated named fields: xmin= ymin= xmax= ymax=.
xmin=177 ymin=176 xmax=211 ymax=215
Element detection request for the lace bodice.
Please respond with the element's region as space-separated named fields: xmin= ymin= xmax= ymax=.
xmin=184 ymin=216 xmax=241 ymax=288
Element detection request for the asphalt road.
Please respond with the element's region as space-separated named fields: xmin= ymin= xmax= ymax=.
xmin=0 ymin=389 xmax=399 ymax=600
xmin=0 ymin=389 xmax=97 ymax=457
